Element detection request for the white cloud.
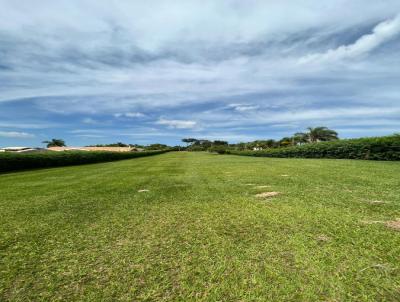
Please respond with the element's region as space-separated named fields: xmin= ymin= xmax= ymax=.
xmin=0 ymin=122 xmax=57 ymax=129
xmin=82 ymin=117 xmax=98 ymax=124
xmin=300 ymin=14 xmax=400 ymax=63
xmin=156 ymin=118 xmax=197 ymax=129
xmin=114 ymin=112 xmax=145 ymax=118
xmin=228 ymin=103 xmax=260 ymax=112
xmin=125 ymin=112 xmax=145 ymax=118
xmin=0 ymin=131 xmax=35 ymax=138
xmin=74 ymin=134 xmax=105 ymax=138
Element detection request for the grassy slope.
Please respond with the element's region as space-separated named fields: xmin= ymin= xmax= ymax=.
xmin=0 ymin=152 xmax=399 ymax=301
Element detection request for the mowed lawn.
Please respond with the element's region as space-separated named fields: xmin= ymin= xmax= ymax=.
xmin=1 ymin=152 xmax=399 ymax=301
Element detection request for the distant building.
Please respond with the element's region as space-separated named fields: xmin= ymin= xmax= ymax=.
xmin=47 ymin=146 xmax=138 ymax=152
xmin=253 ymin=147 xmax=263 ymax=151
xmin=0 ymin=147 xmax=46 ymax=153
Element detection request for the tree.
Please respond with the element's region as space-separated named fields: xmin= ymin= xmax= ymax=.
xmin=292 ymin=132 xmax=309 ymax=145
xmin=182 ymin=138 xmax=198 ymax=146
xmin=213 ymin=140 xmax=228 ymax=146
xmin=42 ymin=139 xmax=66 ymax=148
xmin=279 ymin=137 xmax=293 ymax=147
xmin=145 ymin=144 xmax=169 ymax=150
xmin=199 ymin=140 xmax=212 ymax=149
xmin=306 ymin=127 xmax=338 ymax=142
xmin=87 ymin=142 xmax=129 ymax=147
xmin=235 ymin=142 xmax=247 ymax=151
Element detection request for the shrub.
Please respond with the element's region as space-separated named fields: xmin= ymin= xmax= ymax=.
xmin=208 ymin=145 xmax=229 ymax=154
xmin=228 ymin=135 xmax=400 ymax=161
xmin=0 ymin=150 xmax=169 ymax=173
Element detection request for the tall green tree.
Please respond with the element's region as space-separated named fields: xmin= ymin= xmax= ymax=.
xmin=42 ymin=139 xmax=66 ymax=148
xmin=306 ymin=127 xmax=338 ymax=142
xmin=213 ymin=140 xmax=228 ymax=146
xmin=182 ymin=138 xmax=198 ymax=146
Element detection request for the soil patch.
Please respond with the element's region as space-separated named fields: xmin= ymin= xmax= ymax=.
xmin=316 ymin=234 xmax=330 ymax=242
xmin=255 ymin=192 xmax=280 ymax=198
xmin=386 ymin=219 xmax=400 ymax=231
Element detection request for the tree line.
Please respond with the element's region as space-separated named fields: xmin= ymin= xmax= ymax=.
xmin=182 ymin=127 xmax=339 ymax=152
xmin=41 ymin=126 xmax=339 ymax=152
xmin=42 ymin=139 xmax=174 ymax=151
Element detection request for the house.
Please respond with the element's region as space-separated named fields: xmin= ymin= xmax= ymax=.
xmin=0 ymin=147 xmax=46 ymax=153
xmin=47 ymin=146 xmax=137 ymax=152
xmin=253 ymin=147 xmax=263 ymax=151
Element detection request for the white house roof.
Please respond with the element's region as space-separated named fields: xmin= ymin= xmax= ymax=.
xmin=0 ymin=146 xmax=31 ymax=151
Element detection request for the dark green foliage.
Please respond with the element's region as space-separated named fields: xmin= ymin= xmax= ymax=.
xmin=305 ymin=126 xmax=339 ymax=142
xmin=42 ymin=138 xmax=66 ymax=147
xmin=0 ymin=150 xmax=169 ymax=172
xmin=86 ymin=142 xmax=129 ymax=147
xmin=213 ymin=140 xmax=228 ymax=145
xmin=208 ymin=145 xmax=228 ymax=154
xmin=229 ymin=135 xmax=400 ymax=161
xmin=182 ymin=139 xmax=228 ymax=151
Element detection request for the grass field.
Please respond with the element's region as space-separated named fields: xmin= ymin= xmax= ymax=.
xmin=1 ymin=152 xmax=399 ymax=301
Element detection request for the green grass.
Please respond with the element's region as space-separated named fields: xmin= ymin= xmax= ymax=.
xmin=1 ymin=152 xmax=399 ymax=301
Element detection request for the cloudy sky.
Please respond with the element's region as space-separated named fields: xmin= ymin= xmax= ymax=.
xmin=1 ymin=0 xmax=400 ymax=147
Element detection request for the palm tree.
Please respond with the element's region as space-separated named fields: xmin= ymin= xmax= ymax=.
xmin=42 ymin=138 xmax=66 ymax=148
xmin=306 ymin=127 xmax=338 ymax=143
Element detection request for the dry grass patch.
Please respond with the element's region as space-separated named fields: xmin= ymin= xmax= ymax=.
xmin=385 ymin=219 xmax=400 ymax=231
xmin=138 ymin=189 xmax=149 ymax=192
xmin=361 ymin=218 xmax=400 ymax=232
xmin=316 ymin=234 xmax=330 ymax=242
xmin=368 ymin=200 xmax=386 ymax=204
xmin=360 ymin=220 xmax=384 ymax=225
xmin=255 ymin=192 xmax=281 ymax=198
xmin=255 ymin=185 xmax=271 ymax=188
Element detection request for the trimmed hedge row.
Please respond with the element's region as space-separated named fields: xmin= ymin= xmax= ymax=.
xmin=0 ymin=150 xmax=169 ymax=172
xmin=228 ymin=135 xmax=400 ymax=161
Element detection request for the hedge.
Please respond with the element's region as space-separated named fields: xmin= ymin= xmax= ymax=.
xmin=0 ymin=150 xmax=169 ymax=173
xmin=227 ymin=135 xmax=400 ymax=161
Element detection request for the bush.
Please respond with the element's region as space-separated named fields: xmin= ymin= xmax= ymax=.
xmin=208 ymin=145 xmax=229 ymax=154
xmin=228 ymin=135 xmax=400 ymax=161
xmin=0 ymin=150 xmax=169 ymax=173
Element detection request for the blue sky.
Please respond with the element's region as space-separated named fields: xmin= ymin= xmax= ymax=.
xmin=1 ymin=1 xmax=400 ymax=147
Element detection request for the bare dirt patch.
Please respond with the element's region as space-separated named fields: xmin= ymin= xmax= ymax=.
xmin=361 ymin=218 xmax=400 ymax=231
xmin=138 ymin=189 xmax=149 ymax=192
xmin=316 ymin=234 xmax=330 ymax=242
xmin=368 ymin=200 xmax=386 ymax=204
xmin=360 ymin=220 xmax=384 ymax=225
xmin=385 ymin=219 xmax=400 ymax=231
xmin=255 ymin=192 xmax=280 ymax=198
